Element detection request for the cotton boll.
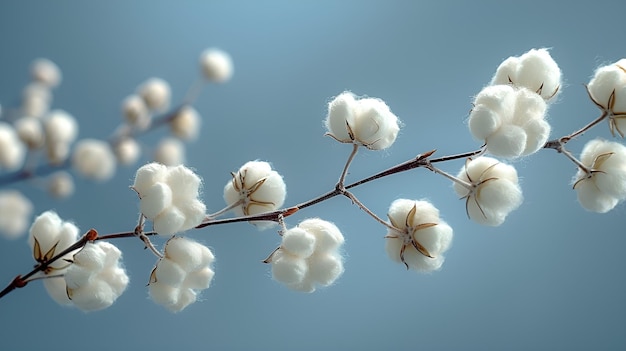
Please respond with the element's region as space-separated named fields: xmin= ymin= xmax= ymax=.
xmin=271 ymin=250 xmax=307 ymax=285
xmin=72 ymin=243 xmax=107 ymax=271
xmin=64 ymin=265 xmax=92 ymax=290
xmin=14 ymin=116 xmax=44 ymax=149
xmin=114 ymin=138 xmax=141 ymax=165
xmin=139 ymin=182 xmax=172 ymax=219
xmin=178 ymin=199 xmax=207 ymax=230
xmin=72 ymin=139 xmax=117 ymax=181
xmin=575 ymin=179 xmax=617 ymax=213
xmin=0 ymin=190 xmax=33 ymax=239
xmin=587 ymin=64 xmax=626 ymax=108
xmin=44 ymin=110 xmax=78 ymax=144
xmin=474 ymin=85 xmax=516 ymax=120
xmin=170 ymin=106 xmax=201 ymax=141
xmin=281 ymin=227 xmax=316 ymax=258
xmin=170 ymin=288 xmax=197 ymax=313
xmin=491 ymin=56 xmax=520 ymax=86
xmin=149 ymin=280 xmax=180 ymax=309
xmin=515 ymin=49 xmax=561 ymax=100
xmin=0 ymin=122 xmax=26 ymax=171
xmin=308 ymin=254 xmax=344 ymax=286
xmin=522 ymin=118 xmax=550 ymax=155
xmin=244 ymin=171 xmax=286 ymax=210
xmin=31 ymin=58 xmax=62 ymax=88
xmin=412 ymin=223 xmax=453 ymax=261
xmin=47 ymin=171 xmax=74 ymax=199
xmin=476 ymin=178 xmax=523 ymax=215
xmin=121 ymin=94 xmax=151 ymax=129
xmin=183 ymin=267 xmax=215 ymax=290
xmin=388 ymin=199 xmax=441 ymax=230
xmin=351 ymin=96 xmax=400 ymax=150
xmin=199 ymin=48 xmax=234 ymax=83
xmin=154 ymin=206 xmax=186 ymax=237
xmin=165 ymin=237 xmax=210 ymax=272
xmin=68 ymin=279 xmax=117 ymax=312
xmin=154 ymin=137 xmax=185 ymax=166
xmin=137 ymin=77 xmax=171 ymax=112
xmin=486 ymin=124 xmax=527 ymax=158
xmin=166 ymin=165 xmax=202 ymax=201
xmin=325 ymin=92 xmax=357 ymax=143
xmin=28 ymin=211 xmax=79 ymax=270
xmin=133 ymin=162 xmax=168 ymax=195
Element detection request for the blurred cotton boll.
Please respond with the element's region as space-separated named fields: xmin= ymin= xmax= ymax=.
xmin=573 ymin=138 xmax=626 ymax=213
xmin=170 ymin=105 xmax=201 ymax=141
xmin=121 ymin=94 xmax=151 ymax=130
xmin=154 ymin=137 xmax=185 ymax=166
xmin=0 ymin=190 xmax=33 ymax=239
xmin=199 ymin=48 xmax=234 ymax=83
xmin=325 ymin=91 xmax=401 ymax=150
xmin=0 ymin=122 xmax=26 ymax=171
xmin=72 ymin=139 xmax=117 ymax=181
xmin=47 ymin=171 xmax=75 ymax=199
xmin=137 ymin=77 xmax=171 ymax=113
xmin=30 ymin=58 xmax=62 ymax=88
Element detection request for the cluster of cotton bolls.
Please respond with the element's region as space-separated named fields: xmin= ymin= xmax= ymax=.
xmin=148 ymin=236 xmax=215 ymax=312
xmin=325 ymin=91 xmax=401 ymax=150
xmin=223 ymin=160 xmax=287 ymax=228
xmin=586 ymin=59 xmax=626 ymax=137
xmin=132 ymin=162 xmax=207 ymax=236
xmin=468 ymin=48 xmax=561 ymax=158
xmin=385 ymin=199 xmax=453 ymax=272
xmin=269 ymin=218 xmax=345 ymax=292
xmin=453 ymin=157 xmax=523 ymax=226
xmin=573 ymin=139 xmax=626 ymax=213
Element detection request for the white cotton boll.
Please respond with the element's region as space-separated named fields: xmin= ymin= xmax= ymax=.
xmin=575 ymin=178 xmax=617 ymax=213
xmin=0 ymin=122 xmax=26 ymax=171
xmin=0 ymin=190 xmax=33 ymax=239
xmin=121 ymin=94 xmax=151 ymax=130
xmin=23 ymin=83 xmax=52 ymax=106
xmin=281 ymin=227 xmax=316 ymax=258
xmin=64 ymin=265 xmax=92 ymax=290
xmin=183 ymin=267 xmax=215 ymax=290
xmin=139 ymin=182 xmax=172 ymax=219
xmin=133 ymin=162 xmax=168 ymax=195
xmin=165 ymin=237 xmax=213 ymax=272
xmin=43 ymin=276 xmax=72 ymax=306
xmin=298 ymin=218 xmax=344 ymax=253
xmin=468 ymin=105 xmax=502 ymax=140
xmin=170 ymin=105 xmax=201 ymax=141
xmin=48 ymin=171 xmax=74 ymax=199
xmin=308 ymin=254 xmax=344 ymax=286
xmin=72 ymin=139 xmax=117 ymax=181
xmin=72 ymin=243 xmax=107 ymax=271
xmin=591 ymin=151 xmax=626 ymax=199
xmin=387 ymin=199 xmax=440 ymax=231
xmin=22 ymin=94 xmax=49 ymax=118
xmin=486 ymin=124 xmax=527 ymax=158
xmin=14 ymin=116 xmax=44 ymax=149
xmin=69 ymin=279 xmax=117 ymax=312
xmin=245 ymin=171 xmax=287 ymax=211
xmin=28 ymin=211 xmax=79 ymax=270
xmin=325 ymin=92 xmax=357 ymax=143
xmin=154 ymin=259 xmax=186 ymax=287
xmin=44 ymin=110 xmax=78 ymax=144
xmin=170 ymin=288 xmax=197 ymax=313
xmin=587 ymin=63 xmax=626 ymax=109
xmin=178 ymin=199 xmax=206 ymax=230
xmin=154 ymin=207 xmax=186 ymax=237
xmin=114 ymin=138 xmax=141 ymax=165
xmin=474 ymin=85 xmax=516 ymax=119
xmin=473 ymin=179 xmax=523 ymax=223
xmin=200 ymin=48 xmax=234 ymax=83
xmin=149 ymin=280 xmax=180 ymax=309
xmin=412 ymin=223 xmax=453 ymax=270
xmin=154 ymin=137 xmax=185 ymax=166
xmin=271 ymin=250 xmax=308 ymax=285
xmin=101 ymin=266 xmax=129 ymax=296
xmin=138 ymin=77 xmax=171 ymax=112
xmin=31 ymin=58 xmax=62 ymax=88
xmin=352 ymin=97 xmax=400 ymax=150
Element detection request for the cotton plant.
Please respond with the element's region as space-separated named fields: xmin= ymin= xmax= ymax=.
xmin=267 ymin=218 xmax=345 ymax=293
xmin=586 ymin=59 xmax=626 ymax=137
xmin=148 ymin=236 xmax=215 ymax=312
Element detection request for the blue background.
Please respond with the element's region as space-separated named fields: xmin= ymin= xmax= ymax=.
xmin=1 ymin=1 xmax=625 ymax=350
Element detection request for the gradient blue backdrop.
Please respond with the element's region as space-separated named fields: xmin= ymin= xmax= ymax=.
xmin=1 ymin=1 xmax=625 ymax=350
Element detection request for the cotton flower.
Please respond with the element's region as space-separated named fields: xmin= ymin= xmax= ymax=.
xmin=64 ymin=241 xmax=129 ymax=311
xmin=121 ymin=94 xmax=151 ymax=130
xmin=0 ymin=190 xmax=33 ymax=239
xmin=491 ymin=48 xmax=561 ymax=101
xmin=468 ymin=84 xmax=549 ymax=158
xmin=385 ymin=199 xmax=453 ymax=272
xmin=325 ymin=91 xmax=400 ymax=150
xmin=453 ymin=156 xmax=523 ymax=226
xmin=586 ymin=59 xmax=626 ymax=137
xmin=132 ymin=162 xmax=206 ymax=236
xmin=44 ymin=109 xmax=78 ymax=164
xmin=31 ymin=58 xmax=62 ymax=88
xmin=137 ymin=77 xmax=171 ymax=113
xmin=47 ymin=171 xmax=74 ymax=199
xmin=28 ymin=211 xmax=80 ymax=306
xmin=149 ymin=237 xmax=215 ymax=312
xmin=0 ymin=122 xmax=26 ymax=171
xmin=223 ymin=160 xmax=286 ymax=229
xmin=199 ymin=48 xmax=234 ymax=83
xmin=154 ymin=137 xmax=185 ymax=166
xmin=269 ymin=218 xmax=345 ymax=293
xmin=170 ymin=105 xmax=201 ymax=140
xmin=72 ymin=139 xmax=117 ymax=181
xmin=573 ymin=138 xmax=626 ymax=213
